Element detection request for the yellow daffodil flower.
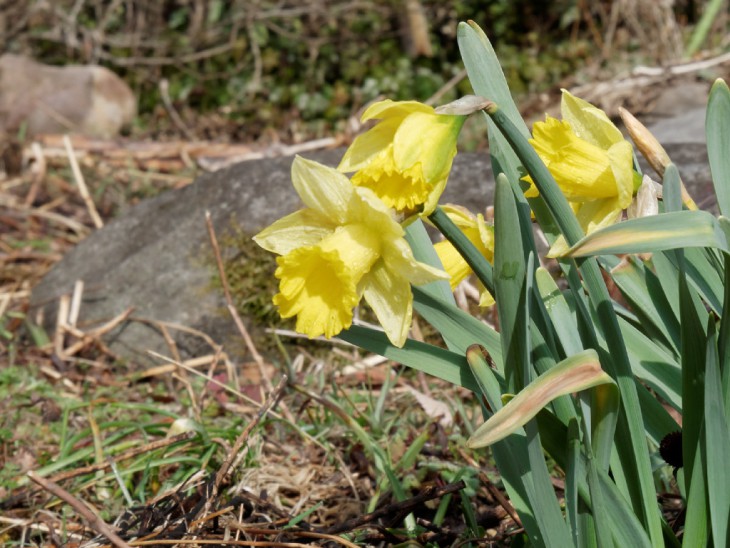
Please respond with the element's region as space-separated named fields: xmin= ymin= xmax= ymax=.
xmin=527 ymin=90 xmax=635 ymax=257
xmin=433 ymin=205 xmax=495 ymax=307
xmin=254 ymin=156 xmax=448 ymax=347
xmin=338 ymin=100 xmax=466 ymax=218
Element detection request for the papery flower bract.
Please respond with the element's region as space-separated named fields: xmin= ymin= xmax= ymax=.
xmin=338 ymin=100 xmax=466 ymax=218
xmin=253 ymin=156 xmax=448 ymax=347
xmin=433 ymin=205 xmax=495 ymax=307
xmin=526 ymin=90 xmax=634 ymax=257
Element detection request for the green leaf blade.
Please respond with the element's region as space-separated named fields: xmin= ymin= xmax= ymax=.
xmin=566 ymin=211 xmax=728 ymax=257
xmin=707 ymin=78 xmax=730 ymax=216
xmin=468 ymin=350 xmax=612 ymax=448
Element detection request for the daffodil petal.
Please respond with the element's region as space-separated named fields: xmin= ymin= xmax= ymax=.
xmin=362 ymin=261 xmax=412 ymax=347
xmin=253 ymin=208 xmax=336 ymax=255
xmin=292 ymin=156 xmax=353 ymax=224
xmin=607 ymin=140 xmax=635 ymax=208
xmin=394 ymin=112 xmax=464 ymax=181
xmin=434 ymin=240 xmax=471 ymax=289
xmin=361 ymin=99 xmax=433 ymax=123
xmin=547 ymin=199 xmax=623 ymax=258
xmin=575 ymin=198 xmax=624 ymax=235
xmin=274 ymin=246 xmax=360 ymax=339
xmin=531 ymin=117 xmax=618 ymax=201
xmin=561 ymin=89 xmax=624 ymax=149
xmin=547 ymin=236 xmax=571 ymax=259
xmin=349 ymin=186 xmax=404 ymax=240
xmin=339 ymin=100 xmax=465 ymax=218
xmin=479 ymin=288 xmax=495 ymax=307
xmin=475 ymin=214 xmax=495 ymax=262
xmin=438 ymin=204 xmax=473 ymax=228
xmin=351 ymin=157 xmax=433 ymax=213
xmin=338 ymin=118 xmax=400 ymax=173
xmin=382 ymin=238 xmax=449 ymax=285
xmin=421 ymin=175 xmax=449 ymax=217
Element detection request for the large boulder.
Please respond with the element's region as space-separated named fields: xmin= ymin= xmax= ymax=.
xmin=0 ymin=54 xmax=136 ymax=138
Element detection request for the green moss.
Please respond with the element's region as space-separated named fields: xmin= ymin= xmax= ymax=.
xmin=217 ymin=223 xmax=282 ymax=326
xmin=210 ymin=221 xmax=337 ymax=358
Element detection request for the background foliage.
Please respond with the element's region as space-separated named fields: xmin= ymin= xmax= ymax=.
xmin=0 ymin=0 xmax=717 ymax=141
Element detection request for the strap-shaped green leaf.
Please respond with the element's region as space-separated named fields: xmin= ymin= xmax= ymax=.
xmin=494 ymin=174 xmax=530 ymax=390
xmin=707 ymin=79 xmax=730 ymax=216
xmin=457 ymin=21 xmax=527 ymax=187
xmin=565 ymin=211 xmax=729 ymax=257
xmin=704 ymin=319 xmax=730 ymax=546
xmin=337 ymin=325 xmax=479 ymax=392
xmin=411 ymin=285 xmax=503 ymax=368
xmin=468 ymin=350 xmax=613 ymax=448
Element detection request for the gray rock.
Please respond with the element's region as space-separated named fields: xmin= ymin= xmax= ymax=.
xmin=645 ymin=107 xmax=707 ymax=144
xmin=29 ymin=149 xmax=495 ymax=365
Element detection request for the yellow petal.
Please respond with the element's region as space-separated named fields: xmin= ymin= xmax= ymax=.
xmin=433 ymin=207 xmax=493 ymax=290
xmin=340 ymin=100 xmax=465 ymax=217
xmin=253 ymin=208 xmax=336 ymax=256
xmin=531 ymin=117 xmax=618 ymax=201
xmin=338 ymin=117 xmax=401 ymax=173
xmin=607 ymin=140 xmax=635 ymax=209
xmin=351 ymin=152 xmax=433 ymax=213
xmin=434 ymin=239 xmax=472 ymax=289
xmin=382 ymin=237 xmax=450 ymax=286
xmin=478 ymin=288 xmax=495 ymax=307
xmin=360 ymin=99 xmax=433 ymax=123
xmin=292 ymin=156 xmax=353 ymax=225
xmin=547 ymin=198 xmax=623 ymax=258
xmin=348 ymin=185 xmax=404 ymax=241
xmin=575 ymin=198 xmax=624 ymax=235
xmin=362 ymin=261 xmax=413 ymax=347
xmin=560 ymin=89 xmax=624 ymax=149
xmin=475 ymin=214 xmax=495 ymax=263
xmin=274 ymin=247 xmax=359 ymax=339
xmin=394 ymin=111 xmax=464 ymax=182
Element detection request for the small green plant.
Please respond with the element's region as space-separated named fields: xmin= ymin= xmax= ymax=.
xmin=253 ymin=19 xmax=730 ymax=545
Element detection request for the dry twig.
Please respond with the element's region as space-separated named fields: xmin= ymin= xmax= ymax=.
xmin=63 ymin=135 xmax=103 ymax=229
xmin=205 ymin=210 xmax=296 ymax=423
xmin=27 ymin=471 xmax=132 ymax=548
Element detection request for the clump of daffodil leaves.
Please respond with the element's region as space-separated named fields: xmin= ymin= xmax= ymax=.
xmin=252 ymin=19 xmax=730 ymax=548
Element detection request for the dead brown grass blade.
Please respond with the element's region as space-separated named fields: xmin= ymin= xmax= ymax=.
xmin=27 ymin=471 xmax=133 ymax=548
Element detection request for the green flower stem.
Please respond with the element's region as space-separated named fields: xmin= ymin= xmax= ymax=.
xmin=485 ymin=102 xmax=664 ymax=544
xmin=428 ymin=205 xmax=494 ymax=294
xmin=484 ymin=103 xmax=584 ymax=247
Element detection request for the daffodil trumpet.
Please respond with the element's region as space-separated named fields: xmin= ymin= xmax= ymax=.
xmin=254 ymin=156 xmax=448 ymax=347
xmin=525 ymin=90 xmax=636 ymax=257
xmin=338 ymin=99 xmax=467 ymax=219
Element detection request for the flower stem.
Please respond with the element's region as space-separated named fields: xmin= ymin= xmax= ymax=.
xmin=429 ymin=206 xmax=494 ymax=294
xmin=484 ymin=103 xmax=584 ymax=248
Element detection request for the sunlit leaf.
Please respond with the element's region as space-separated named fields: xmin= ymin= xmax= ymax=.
xmin=565 ymin=211 xmax=729 ymax=257
xmin=468 ymin=350 xmax=613 ymax=448
xmin=707 ymin=79 xmax=730 ymax=217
